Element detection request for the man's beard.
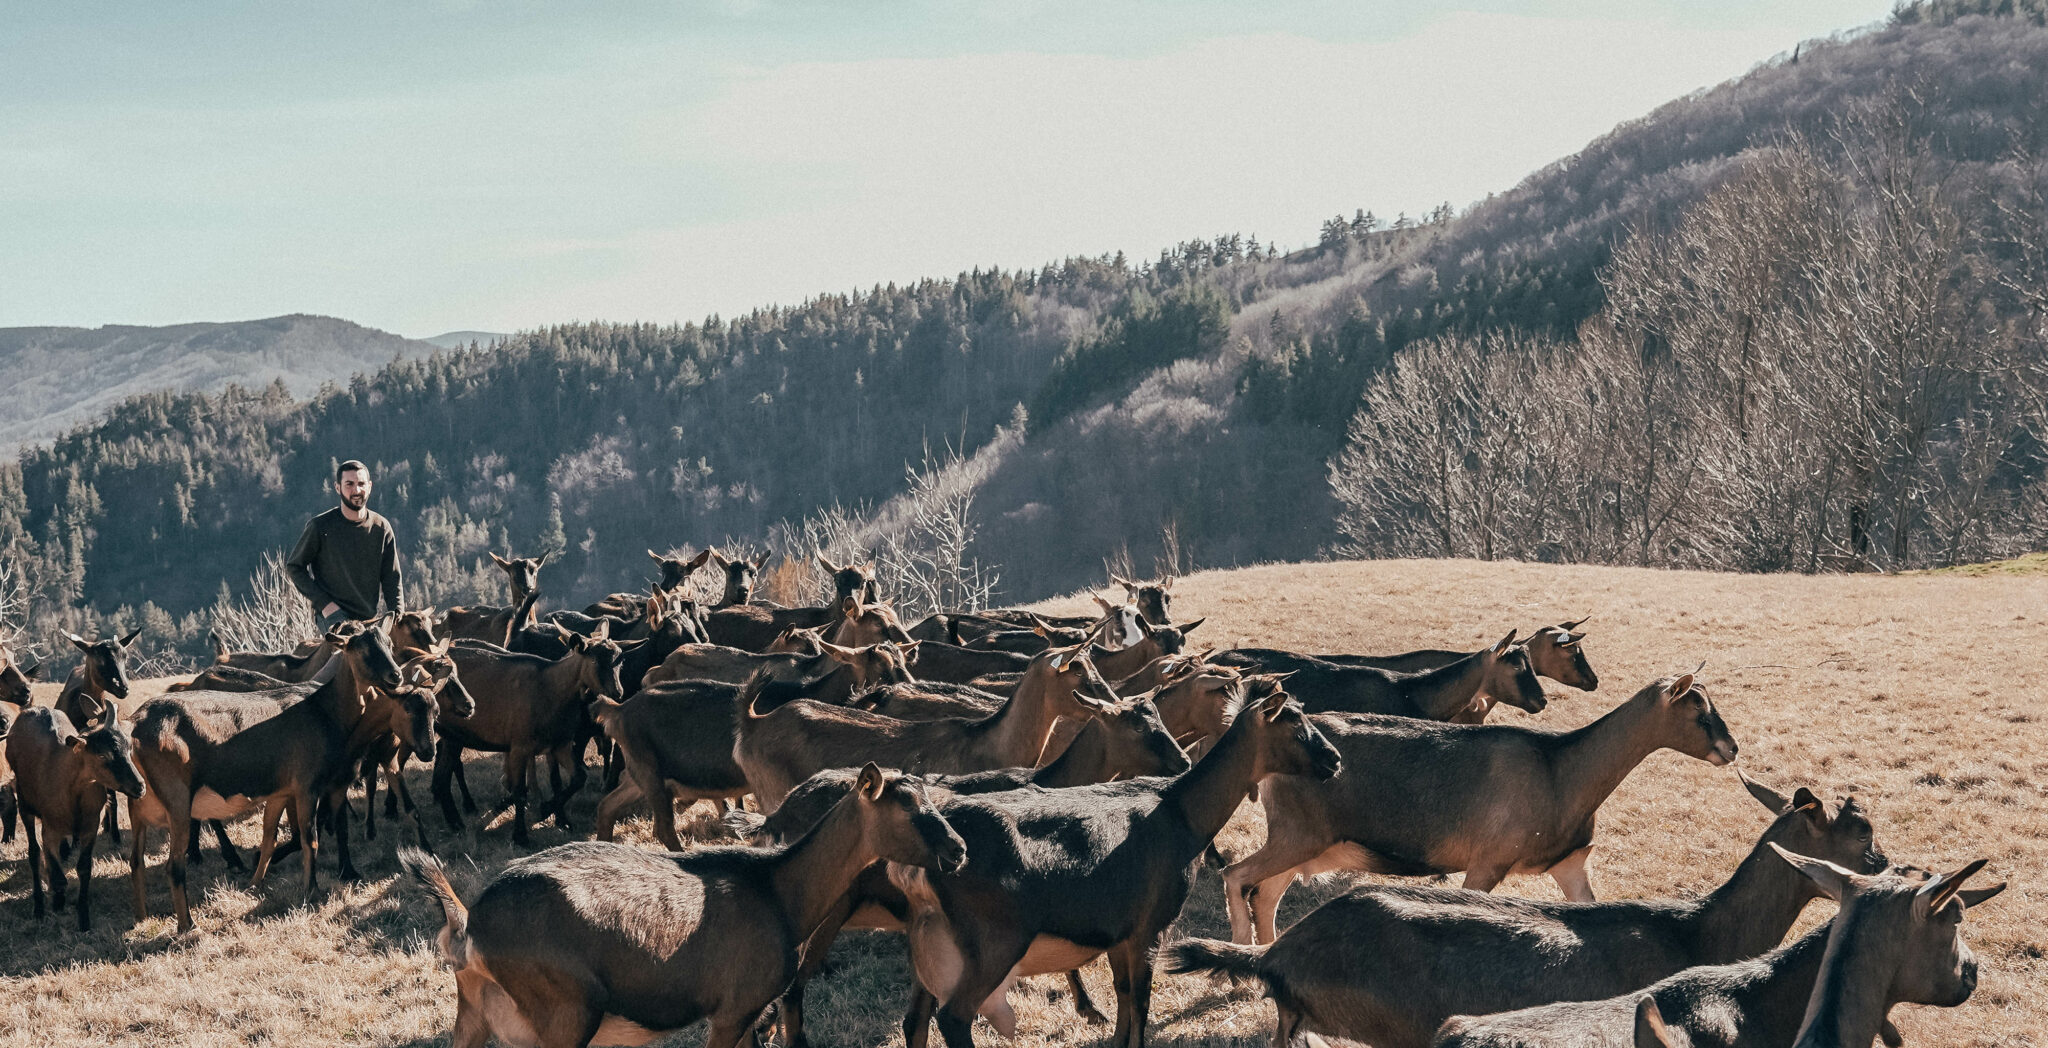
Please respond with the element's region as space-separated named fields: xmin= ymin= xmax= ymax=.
xmin=343 ymin=493 xmax=368 ymax=510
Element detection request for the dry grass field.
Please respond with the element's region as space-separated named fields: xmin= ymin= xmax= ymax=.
xmin=1 ymin=558 xmax=2042 ymax=1047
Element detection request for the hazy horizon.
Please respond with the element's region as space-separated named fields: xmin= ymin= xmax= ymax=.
xmin=4 ymin=1 xmax=1897 ymax=338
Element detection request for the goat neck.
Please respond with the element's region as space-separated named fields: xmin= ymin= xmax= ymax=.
xmin=1688 ymin=834 xmax=1835 ymax=964
xmin=1161 ymin=698 xmax=1269 ymax=845
xmin=1549 ymin=683 xmax=1681 ymax=829
xmin=1407 ymin=649 xmax=1492 ymax=720
xmin=768 ymin=788 xmax=889 ymax=939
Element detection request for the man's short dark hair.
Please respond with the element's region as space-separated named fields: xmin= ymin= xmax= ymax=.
xmin=336 ymin=460 xmax=369 ymax=482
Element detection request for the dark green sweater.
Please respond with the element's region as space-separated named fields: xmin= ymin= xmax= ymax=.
xmin=285 ymin=507 xmax=404 ymax=620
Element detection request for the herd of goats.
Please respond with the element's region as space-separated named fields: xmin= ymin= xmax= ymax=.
xmin=0 ymin=546 xmax=2009 ymax=1048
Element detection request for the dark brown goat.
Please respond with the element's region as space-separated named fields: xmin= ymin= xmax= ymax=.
xmin=54 ymin=628 xmax=141 ymax=730
xmin=440 ymin=551 xmax=547 ymax=642
xmin=639 ymin=627 xmax=825 ymax=687
xmin=127 ymin=626 xmax=405 ymax=931
xmin=399 ymin=762 xmax=967 ymax=1048
xmin=888 ymin=679 xmax=1341 ymax=1048
xmin=436 ymin=630 xmax=626 ymax=844
xmin=6 ymin=706 xmax=146 ymax=930
xmin=1170 ymin=774 xmax=1890 ymax=1048
xmin=734 ymin=644 xmax=1123 ymax=813
xmin=1225 ymin=673 xmax=1739 ymax=943
xmin=584 ymin=548 xmax=714 ymax=618
xmin=711 ymin=547 xmax=774 ymax=607
xmin=590 ymin=644 xmax=917 ymax=849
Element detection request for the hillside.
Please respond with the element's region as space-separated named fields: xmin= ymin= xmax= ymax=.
xmin=1 ymin=7 xmax=2045 ymax=655
xmin=0 ymin=315 xmax=438 ymax=450
xmin=2 ymin=559 xmax=2039 ymax=1046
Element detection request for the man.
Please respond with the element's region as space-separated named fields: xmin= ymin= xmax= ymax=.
xmin=286 ymin=459 xmax=403 ymax=630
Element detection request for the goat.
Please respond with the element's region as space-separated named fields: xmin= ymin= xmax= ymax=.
xmin=54 ymin=628 xmax=141 ymax=730
xmin=357 ymin=647 xmax=477 ymax=846
xmin=1109 ymin=572 xmax=1173 ymax=625
xmin=907 ymin=639 xmax=1030 ymax=684
xmin=126 ymin=625 xmax=405 ymax=930
xmin=887 ymin=678 xmax=1341 ymax=1048
xmin=440 ymin=550 xmax=547 ymax=643
xmin=1430 ymin=850 xmax=2003 ymax=1048
xmin=0 ymin=645 xmax=40 ymax=843
xmin=1168 ymin=774 xmax=1886 ymax=1048
xmin=583 ymin=548 xmax=714 ymax=618
xmin=704 ymin=601 xmax=842 ymax=653
xmin=709 ymin=547 xmax=774 ymax=607
xmin=591 ymin=645 xmax=919 ymax=849
xmin=1221 ymin=631 xmax=1544 ymax=721
xmin=212 ymin=630 xmax=347 ymax=684
xmin=168 ymin=665 xmax=297 ymax=693
xmin=827 ymin=594 xmax=915 ymax=647
xmin=6 ymin=706 xmax=146 ymax=930
xmin=1778 ymin=848 xmax=1999 ymax=1048
xmin=733 ymin=643 xmax=1122 ymax=813
xmin=435 ymin=629 xmax=626 ymax=844
xmin=1224 ymin=673 xmax=1737 ymax=944
xmin=744 ymin=696 xmax=1192 ymax=1046
xmin=816 ymin=553 xmax=881 ymax=604
xmin=399 ymin=762 xmax=967 ymax=1048
xmin=639 ymin=627 xmax=826 ymax=687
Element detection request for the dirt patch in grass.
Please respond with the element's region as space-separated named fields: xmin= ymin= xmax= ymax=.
xmin=2 ymin=558 xmax=2042 ymax=1046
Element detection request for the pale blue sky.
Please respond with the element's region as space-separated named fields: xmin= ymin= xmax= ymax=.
xmin=2 ymin=1 xmax=1898 ymax=337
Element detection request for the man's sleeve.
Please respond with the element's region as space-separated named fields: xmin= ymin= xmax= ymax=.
xmin=285 ymin=518 xmax=335 ymax=609
xmin=382 ymin=527 xmax=405 ymax=615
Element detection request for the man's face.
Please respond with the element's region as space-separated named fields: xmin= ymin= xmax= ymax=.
xmin=337 ymin=469 xmax=371 ymax=511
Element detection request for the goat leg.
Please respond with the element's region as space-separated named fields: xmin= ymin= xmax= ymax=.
xmin=902 ymin=984 xmax=940 ymax=1048
xmin=328 ymin=788 xmax=360 ymax=883
xmin=73 ymin=808 xmax=100 ymax=932
xmin=1066 ymin=970 xmax=1110 ymax=1025
xmin=432 ymin=747 xmax=466 ymax=832
xmin=103 ymin=794 xmax=121 ymax=847
xmin=24 ymin=813 xmax=46 ymax=918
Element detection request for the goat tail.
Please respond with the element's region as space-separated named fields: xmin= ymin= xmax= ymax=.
xmin=1162 ymin=937 xmax=1271 ymax=990
xmin=397 ymin=848 xmax=471 ymax=971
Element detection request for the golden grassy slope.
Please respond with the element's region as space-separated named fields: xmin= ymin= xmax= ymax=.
xmin=1 ymin=558 xmax=2042 ymax=1047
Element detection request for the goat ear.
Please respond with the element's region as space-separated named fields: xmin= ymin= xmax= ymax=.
xmin=536 ymin=549 xmax=551 ymax=567
xmin=1769 ymin=843 xmax=1854 ymax=901
xmin=899 ymin=640 xmax=922 ymax=658
xmin=1560 ymin=615 xmax=1589 ymax=630
xmin=1663 ymin=674 xmax=1695 ymax=701
xmin=1958 ymin=882 xmax=2008 ymax=908
xmin=489 ymin=552 xmax=509 ymax=567
xmin=1919 ymin=858 xmax=1991 ymax=914
xmin=121 ymin=628 xmax=143 ymax=648
xmin=1179 ymin=617 xmax=1206 ymax=635
xmin=68 ymin=633 xmax=89 ymax=652
xmin=1633 ymin=996 xmax=1677 ymax=1048
xmin=21 ymin=659 xmax=40 ymax=680
xmin=817 ymin=553 xmax=840 ymax=575
xmin=685 ymin=548 xmax=714 ymax=570
xmin=1492 ymin=630 xmax=1517 ymax=654
xmin=856 ymin=761 xmax=886 ymax=800
xmin=1565 ymin=631 xmax=1587 ymax=644
xmin=1739 ymin=771 xmax=1792 ymax=814
xmin=820 ymin=641 xmax=858 ymax=663
xmin=648 ymin=549 xmax=665 ymax=564
xmin=591 ymin=619 xmax=611 ymax=642
xmin=1260 ymin=686 xmax=1291 ymax=722
xmin=67 ymin=735 xmax=88 ymax=753
xmin=754 ymin=552 xmax=772 ymax=570
xmin=419 ymin=605 xmax=437 ymax=619
xmin=1788 ymin=787 xmax=1825 ymax=819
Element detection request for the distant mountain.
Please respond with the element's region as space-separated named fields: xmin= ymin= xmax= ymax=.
xmin=421 ymin=330 xmax=508 ymax=349
xmin=0 ymin=314 xmax=439 ymax=449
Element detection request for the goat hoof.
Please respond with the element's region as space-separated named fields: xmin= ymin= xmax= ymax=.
xmin=1078 ymin=1007 xmax=1109 ymax=1026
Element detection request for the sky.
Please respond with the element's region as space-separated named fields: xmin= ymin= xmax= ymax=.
xmin=1 ymin=1 xmax=1900 ymax=338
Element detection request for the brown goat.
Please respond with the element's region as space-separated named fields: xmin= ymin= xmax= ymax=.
xmin=399 ymin=763 xmax=967 ymax=1048
xmin=436 ymin=630 xmax=627 ymax=844
xmin=6 ymin=706 xmax=146 ymax=930
xmin=54 ymin=628 xmax=141 ymax=730
xmin=734 ymin=644 xmax=1122 ymax=813
xmin=1225 ymin=673 xmax=1739 ymax=944
xmin=440 ymin=550 xmax=547 ymax=642
xmin=640 ymin=626 xmax=826 ymax=687
xmin=828 ymin=594 xmax=916 ymax=647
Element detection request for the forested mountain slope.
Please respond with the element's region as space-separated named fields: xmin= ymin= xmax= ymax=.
xmin=2 ymin=5 xmax=2045 ymax=658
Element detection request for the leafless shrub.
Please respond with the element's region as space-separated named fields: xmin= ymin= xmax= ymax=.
xmin=771 ymin=434 xmax=1011 ymax=618
xmin=205 ymin=550 xmax=316 ymax=655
